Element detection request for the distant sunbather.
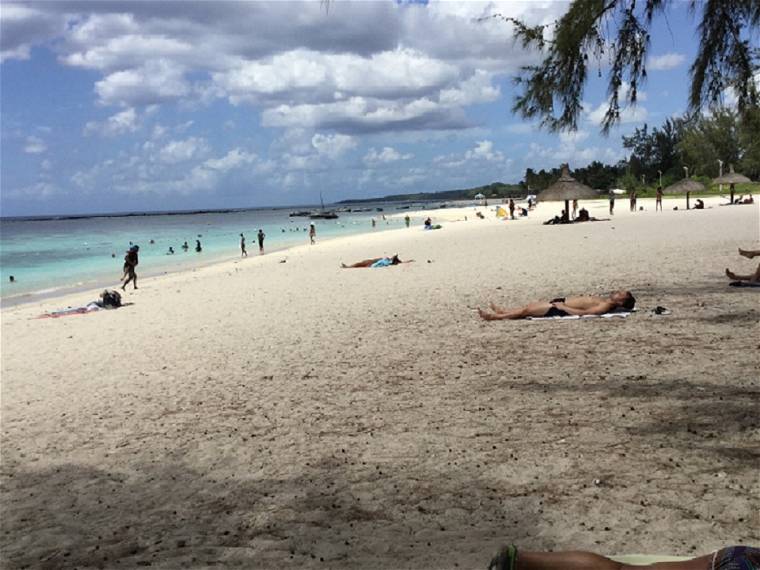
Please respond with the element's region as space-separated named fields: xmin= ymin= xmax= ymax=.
xmin=341 ymin=254 xmax=414 ymax=268
xmin=487 ymin=544 xmax=759 ymax=570
xmin=478 ymin=291 xmax=635 ymax=320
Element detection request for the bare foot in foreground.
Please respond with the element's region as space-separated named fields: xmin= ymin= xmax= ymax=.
xmin=726 ymin=268 xmax=738 ymax=279
xmin=738 ymin=248 xmax=760 ymax=259
xmin=478 ymin=308 xmax=498 ymax=321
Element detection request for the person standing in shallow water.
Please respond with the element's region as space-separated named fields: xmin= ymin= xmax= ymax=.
xmin=309 ymin=223 xmax=316 ymax=245
xmin=257 ymin=229 xmax=265 ymax=253
xmin=240 ymin=233 xmax=247 ymax=257
xmin=404 ymin=214 xmax=410 ymax=228
xmin=195 ymin=240 xmax=202 ymax=253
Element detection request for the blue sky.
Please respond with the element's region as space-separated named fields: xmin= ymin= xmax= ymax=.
xmin=1 ymin=1 xmax=699 ymax=216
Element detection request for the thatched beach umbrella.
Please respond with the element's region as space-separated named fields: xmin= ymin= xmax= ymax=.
xmin=538 ymin=164 xmax=598 ymax=222
xmin=663 ymin=176 xmax=705 ymax=210
xmin=712 ymin=164 xmax=752 ymax=204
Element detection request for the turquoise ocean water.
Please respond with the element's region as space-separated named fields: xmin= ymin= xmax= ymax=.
xmin=0 ymin=204 xmax=426 ymax=304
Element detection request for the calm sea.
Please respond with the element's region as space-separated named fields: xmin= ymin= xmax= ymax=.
xmin=0 ymin=203 xmax=430 ymax=304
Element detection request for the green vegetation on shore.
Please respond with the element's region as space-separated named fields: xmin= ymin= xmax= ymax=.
xmin=342 ymin=107 xmax=759 ymax=204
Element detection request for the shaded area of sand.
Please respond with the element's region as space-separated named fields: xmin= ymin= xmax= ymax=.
xmin=1 ymin=199 xmax=759 ymax=569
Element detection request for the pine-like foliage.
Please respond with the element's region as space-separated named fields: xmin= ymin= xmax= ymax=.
xmin=493 ymin=0 xmax=759 ymax=134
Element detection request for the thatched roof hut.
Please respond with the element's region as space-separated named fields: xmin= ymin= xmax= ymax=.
xmin=538 ymin=165 xmax=598 ymax=202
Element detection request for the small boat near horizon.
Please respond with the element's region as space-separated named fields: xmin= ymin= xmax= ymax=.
xmin=309 ymin=192 xmax=339 ymax=220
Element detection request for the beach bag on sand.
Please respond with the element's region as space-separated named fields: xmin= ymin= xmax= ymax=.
xmin=100 ymin=289 xmax=122 ymax=309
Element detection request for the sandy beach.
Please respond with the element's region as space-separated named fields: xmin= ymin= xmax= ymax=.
xmin=1 ymin=197 xmax=759 ymax=569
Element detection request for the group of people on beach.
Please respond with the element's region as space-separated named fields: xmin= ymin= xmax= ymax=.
xmin=240 ymin=230 xmax=266 ymax=257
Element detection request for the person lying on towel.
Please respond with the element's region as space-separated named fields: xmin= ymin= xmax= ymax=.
xmin=341 ymin=254 xmax=414 ymax=268
xmin=478 ymin=291 xmax=635 ymax=321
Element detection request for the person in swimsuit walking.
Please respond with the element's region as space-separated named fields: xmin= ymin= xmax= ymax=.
xmin=240 ymin=233 xmax=247 ymax=257
xmin=121 ymin=245 xmax=139 ymax=290
xmin=656 ymin=186 xmax=663 ymax=211
xmin=478 ymin=291 xmax=635 ymax=320
xmin=487 ymin=544 xmax=759 ymax=570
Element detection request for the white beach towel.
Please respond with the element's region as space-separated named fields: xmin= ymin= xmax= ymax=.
xmin=526 ymin=311 xmax=632 ymax=321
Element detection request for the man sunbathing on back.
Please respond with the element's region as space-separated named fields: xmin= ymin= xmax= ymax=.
xmin=478 ymin=291 xmax=635 ymax=321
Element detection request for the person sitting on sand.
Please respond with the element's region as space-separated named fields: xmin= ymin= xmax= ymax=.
xmin=341 ymin=254 xmax=414 ymax=268
xmin=694 ymin=199 xmax=705 ymax=209
xmin=486 ymin=543 xmax=759 ymax=570
xmin=478 ymin=291 xmax=635 ymax=320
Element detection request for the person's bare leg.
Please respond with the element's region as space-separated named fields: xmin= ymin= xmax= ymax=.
xmin=341 ymin=258 xmax=379 ymax=268
xmin=738 ymin=248 xmax=760 ymax=259
xmin=726 ymin=263 xmax=760 ymax=282
xmin=479 ymin=302 xmax=553 ymax=320
xmin=512 ymin=550 xmax=711 ymax=570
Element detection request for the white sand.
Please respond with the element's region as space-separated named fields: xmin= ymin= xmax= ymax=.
xmin=1 ymin=197 xmax=759 ymax=569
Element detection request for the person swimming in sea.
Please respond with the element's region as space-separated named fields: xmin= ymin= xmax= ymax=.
xmin=195 ymin=239 xmax=202 ymax=253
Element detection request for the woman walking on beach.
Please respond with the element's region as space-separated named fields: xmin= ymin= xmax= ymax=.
xmin=309 ymin=223 xmax=316 ymax=245
xmin=656 ymin=186 xmax=663 ymax=211
xmin=121 ymin=245 xmax=139 ymax=290
xmin=240 ymin=233 xmax=247 ymax=257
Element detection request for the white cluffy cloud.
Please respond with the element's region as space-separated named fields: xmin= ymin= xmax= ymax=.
xmin=466 ymin=140 xmax=504 ymax=162
xmin=310 ymin=133 xmax=357 ymax=159
xmin=84 ymin=108 xmax=139 ymax=137
xmin=24 ymin=135 xmax=47 ymax=154
xmin=158 ymin=137 xmax=210 ymax=164
xmin=435 ymin=139 xmax=505 ymax=168
xmin=647 ymin=53 xmax=686 ymax=71
xmin=363 ymin=146 xmax=413 ymax=166
xmin=1 ymin=2 xmax=568 ymax=134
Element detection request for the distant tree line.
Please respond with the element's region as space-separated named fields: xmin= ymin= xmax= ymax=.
xmin=522 ymin=107 xmax=760 ymax=192
xmin=344 ymin=108 xmax=758 ymax=204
